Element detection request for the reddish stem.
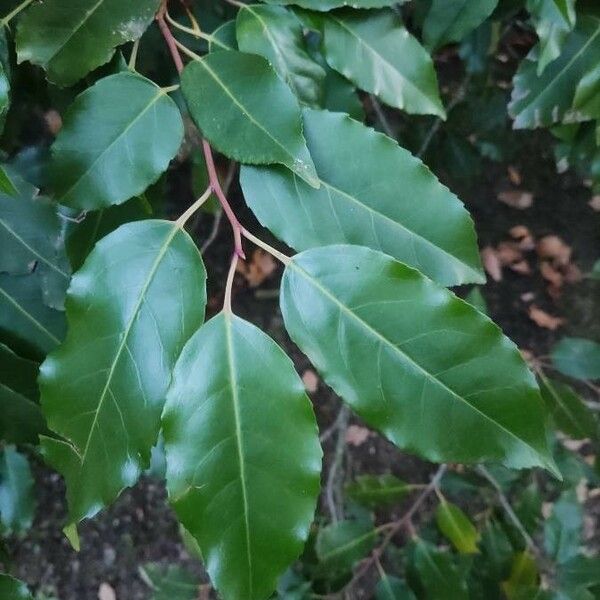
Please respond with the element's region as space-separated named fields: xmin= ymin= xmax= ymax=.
xmin=156 ymin=0 xmax=245 ymax=259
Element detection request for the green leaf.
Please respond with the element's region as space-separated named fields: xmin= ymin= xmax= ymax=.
xmin=66 ymin=197 xmax=151 ymax=271
xmin=544 ymin=490 xmax=582 ymax=564
xmin=263 ymin=0 xmax=403 ymax=10
xmin=435 ymin=499 xmax=480 ymax=554
xmin=0 ymin=174 xmax=70 ymax=310
xmin=16 ymin=0 xmax=160 ymax=87
xmin=0 ymin=446 xmax=35 ymax=535
xmin=559 ymin=555 xmax=600 ymax=590
xmin=410 ymin=539 xmax=469 ymax=600
xmin=39 ymin=220 xmax=207 ymax=523
xmin=0 ymin=166 xmax=19 ymax=197
xmin=571 ymin=66 xmax=600 ymax=120
xmin=345 ymin=474 xmax=413 ymax=508
xmin=0 ymin=273 xmax=66 ymax=359
xmin=235 ymin=4 xmax=326 ymax=106
xmin=423 ymin=0 xmax=499 ymax=51
xmin=0 ymin=343 xmax=47 ymax=445
xmin=321 ymin=68 xmax=364 ymax=120
xmin=241 ymin=109 xmax=484 ymax=287
xmin=478 ymin=520 xmax=513 ymax=581
xmin=509 ymin=15 xmax=600 ymax=129
xmin=181 ymin=50 xmax=319 ymax=187
xmin=210 ymin=20 xmax=238 ymax=52
xmin=465 ymin=287 xmax=488 ymax=314
xmin=0 ymin=574 xmax=33 ymax=600
xmin=163 ymin=313 xmax=321 ymax=600
xmin=51 ymin=73 xmax=184 ymax=210
xmin=539 ymin=375 xmax=599 ymax=439
xmin=375 ymin=574 xmax=416 ymax=600
xmin=315 ymin=518 xmax=377 ymax=574
xmin=280 ymin=245 xmax=556 ymax=473
xmin=551 ymin=337 xmax=600 ymax=380
xmin=141 ymin=563 xmax=200 ymax=600
xmin=322 ymin=10 xmax=445 ymax=117
xmin=502 ymin=551 xmax=538 ymax=599
xmin=526 ymin=0 xmax=576 ymax=75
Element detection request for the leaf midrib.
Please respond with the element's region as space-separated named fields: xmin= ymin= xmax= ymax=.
xmin=59 ymin=85 xmax=165 ymax=204
xmin=79 ymin=222 xmax=180 ymax=466
xmin=0 ymin=217 xmax=69 ymax=278
xmin=289 ymin=260 xmax=545 ymax=460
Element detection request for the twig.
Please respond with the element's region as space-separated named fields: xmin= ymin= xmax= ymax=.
xmin=325 ymin=406 xmax=350 ymax=523
xmin=369 ymin=96 xmax=395 ymax=139
xmin=320 ymin=406 xmax=348 ymax=444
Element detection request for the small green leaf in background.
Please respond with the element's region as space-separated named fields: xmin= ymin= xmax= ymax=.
xmin=263 ymin=0 xmax=405 ymax=10
xmin=539 ymin=375 xmax=599 ymax=439
xmin=181 ymin=50 xmax=319 ymax=187
xmin=241 ymin=109 xmax=484 ymax=287
xmin=410 ymin=539 xmax=469 ymax=600
xmin=280 ymin=245 xmax=556 ymax=473
xmin=40 ymin=220 xmax=207 ymax=524
xmin=559 ymin=555 xmax=600 ymax=592
xmin=509 ymin=16 xmax=600 ymax=129
xmin=0 ymin=166 xmax=19 ymax=197
xmin=315 ymin=518 xmax=378 ymax=575
xmin=163 ymin=313 xmax=321 ymax=600
xmin=375 ymin=573 xmax=416 ymax=600
xmin=210 ymin=20 xmax=238 ymax=52
xmin=0 ymin=272 xmax=66 ymax=360
xmin=235 ymin=4 xmax=326 ymax=107
xmin=423 ymin=0 xmax=499 ymax=51
xmin=322 ymin=10 xmax=445 ymax=117
xmin=478 ymin=520 xmax=514 ymax=581
xmin=526 ymin=0 xmax=577 ymax=75
xmin=571 ymin=67 xmax=600 ymax=121
xmin=0 ymin=343 xmax=46 ymax=445
xmin=51 ymin=73 xmax=184 ymax=210
xmin=346 ymin=474 xmax=413 ymax=508
xmin=502 ymin=551 xmax=539 ymax=599
xmin=0 ymin=174 xmax=70 ymax=310
xmin=544 ymin=490 xmax=582 ymax=564
xmin=140 ymin=563 xmax=200 ymax=600
xmin=0 ymin=574 xmax=33 ymax=600
xmin=465 ymin=287 xmax=489 ymax=314
xmin=0 ymin=446 xmax=36 ymax=535
xmin=551 ymin=337 xmax=600 ymax=381
xmin=16 ymin=0 xmax=160 ymax=86
xmin=435 ymin=498 xmax=480 ymax=554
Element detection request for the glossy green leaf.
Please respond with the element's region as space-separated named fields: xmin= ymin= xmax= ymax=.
xmin=423 ymin=0 xmax=499 ymax=51
xmin=0 ymin=174 xmax=70 ymax=310
xmin=322 ymin=10 xmax=445 ymax=117
xmin=241 ymin=109 xmax=484 ymax=286
xmin=544 ymin=490 xmax=582 ymax=564
xmin=0 ymin=166 xmax=19 ymax=197
xmin=263 ymin=0 xmax=402 ymax=10
xmin=321 ymin=68 xmax=364 ymax=120
xmin=181 ymin=50 xmax=319 ymax=187
xmin=141 ymin=563 xmax=200 ymax=600
xmin=16 ymin=0 xmax=160 ymax=86
xmin=39 ymin=220 xmax=207 ymax=523
xmin=0 ymin=273 xmax=66 ymax=359
xmin=280 ymin=245 xmax=556 ymax=473
xmin=235 ymin=5 xmax=326 ymax=106
xmin=163 ymin=313 xmax=321 ymax=600
xmin=0 ymin=446 xmax=35 ymax=535
xmin=315 ymin=518 xmax=377 ymax=574
xmin=526 ymin=0 xmax=576 ymax=75
xmin=375 ymin=575 xmax=416 ymax=600
xmin=410 ymin=539 xmax=469 ymax=600
xmin=346 ymin=474 xmax=413 ymax=508
xmin=66 ymin=197 xmax=150 ymax=271
xmin=551 ymin=337 xmax=600 ymax=380
xmin=539 ymin=376 xmax=599 ymax=439
xmin=435 ymin=499 xmax=480 ymax=553
xmin=210 ymin=20 xmax=238 ymax=52
xmin=509 ymin=16 xmax=600 ymax=129
xmin=0 ymin=575 xmax=33 ymax=600
xmin=51 ymin=72 xmax=184 ymax=210
xmin=0 ymin=343 xmax=47 ymax=445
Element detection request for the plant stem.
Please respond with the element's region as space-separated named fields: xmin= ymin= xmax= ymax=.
xmin=224 ymin=253 xmax=239 ymax=313
xmin=241 ymin=227 xmax=291 ymax=266
xmin=0 ymin=0 xmax=35 ymax=27
xmin=157 ymin=2 xmax=185 ymax=73
xmin=128 ymin=38 xmax=140 ymax=71
xmin=175 ymin=186 xmax=213 ymax=228
xmin=325 ymin=405 xmax=350 ymax=522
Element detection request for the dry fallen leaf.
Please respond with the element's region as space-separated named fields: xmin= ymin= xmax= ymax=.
xmin=510 ymin=260 xmax=531 ymax=275
xmin=528 ymin=305 xmax=564 ymax=330
xmin=509 ymin=225 xmax=535 ymax=250
xmin=540 ymin=261 xmax=563 ymax=287
xmin=589 ymin=195 xmax=600 ymax=212
xmin=496 ymin=241 xmax=523 ymax=265
xmin=345 ymin=425 xmax=370 ymax=447
xmin=507 ymin=165 xmax=522 ymax=185
xmin=98 ymin=583 xmax=116 ymax=600
xmin=497 ymin=190 xmax=534 ymax=209
xmin=481 ymin=246 xmax=502 ymax=282
xmin=536 ymin=235 xmax=571 ymax=266
xmin=302 ymin=370 xmax=319 ymax=393
xmin=237 ymin=249 xmax=277 ymax=288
